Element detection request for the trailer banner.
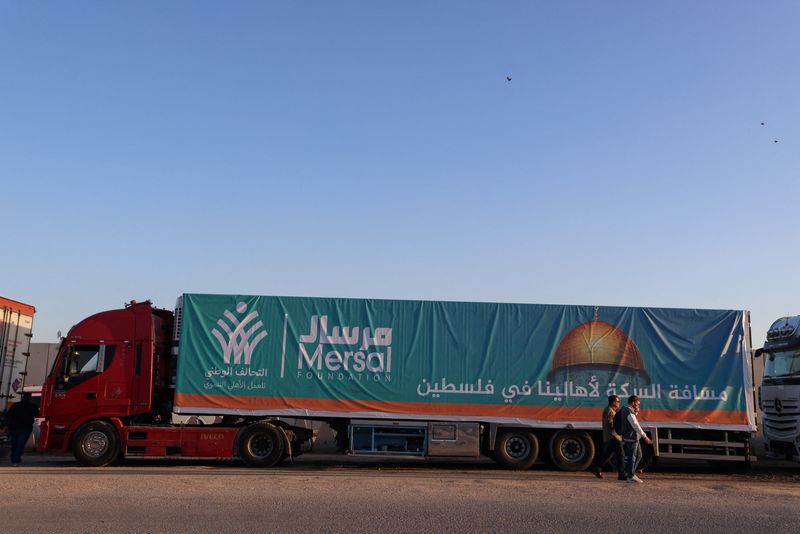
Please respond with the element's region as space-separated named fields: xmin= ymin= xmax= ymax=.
xmin=174 ymin=294 xmax=755 ymax=430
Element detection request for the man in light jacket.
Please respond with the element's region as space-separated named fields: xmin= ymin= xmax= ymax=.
xmin=618 ymin=395 xmax=652 ymax=483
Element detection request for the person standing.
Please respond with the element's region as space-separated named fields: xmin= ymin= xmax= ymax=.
xmin=590 ymin=395 xmax=626 ymax=480
xmin=618 ymin=394 xmax=652 ymax=483
xmin=5 ymin=393 xmax=39 ymax=466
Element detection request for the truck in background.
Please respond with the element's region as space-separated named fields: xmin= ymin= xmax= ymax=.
xmin=757 ymin=316 xmax=800 ymax=461
xmin=1 ymin=296 xmax=35 ymax=410
xmin=0 ymin=296 xmax=36 ymax=459
xmin=38 ymin=294 xmax=757 ymax=469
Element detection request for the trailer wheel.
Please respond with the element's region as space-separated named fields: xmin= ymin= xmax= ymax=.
xmin=73 ymin=420 xmax=120 ymax=467
xmin=494 ymin=429 xmax=539 ymax=469
xmin=237 ymin=423 xmax=286 ymax=467
xmin=549 ymin=430 xmax=595 ymax=472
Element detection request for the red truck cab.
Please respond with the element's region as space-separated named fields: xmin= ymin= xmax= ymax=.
xmin=39 ymin=301 xmax=173 ymax=460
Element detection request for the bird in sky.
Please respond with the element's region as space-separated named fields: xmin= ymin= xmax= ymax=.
xmin=506 ymin=76 xmax=512 ymax=82
xmin=760 ymin=122 xmax=778 ymax=143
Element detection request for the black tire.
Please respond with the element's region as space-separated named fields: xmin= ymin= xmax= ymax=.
xmin=549 ymin=430 xmax=595 ymax=472
xmin=494 ymin=429 xmax=539 ymax=470
xmin=73 ymin=420 xmax=120 ymax=467
xmin=237 ymin=423 xmax=286 ymax=467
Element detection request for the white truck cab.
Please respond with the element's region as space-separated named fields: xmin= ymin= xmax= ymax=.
xmin=758 ymin=316 xmax=800 ymax=461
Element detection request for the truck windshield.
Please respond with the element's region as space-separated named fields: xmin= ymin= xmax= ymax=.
xmin=764 ymin=349 xmax=800 ymax=378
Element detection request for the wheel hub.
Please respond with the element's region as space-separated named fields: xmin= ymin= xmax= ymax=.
xmin=506 ymin=436 xmax=530 ymax=459
xmin=249 ymin=435 xmax=275 ymax=459
xmin=560 ymin=438 xmax=585 ymax=461
xmin=82 ymin=430 xmax=109 ymax=458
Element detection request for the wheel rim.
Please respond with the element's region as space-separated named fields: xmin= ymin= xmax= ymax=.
xmin=560 ymin=437 xmax=586 ymax=462
xmin=82 ymin=430 xmax=109 ymax=458
xmin=505 ymin=435 xmax=530 ymax=459
xmin=248 ymin=434 xmax=275 ymax=460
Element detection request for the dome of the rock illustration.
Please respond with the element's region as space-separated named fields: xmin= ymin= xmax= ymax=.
xmin=549 ymin=320 xmax=650 ymax=383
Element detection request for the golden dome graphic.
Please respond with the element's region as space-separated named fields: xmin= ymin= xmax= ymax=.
xmin=549 ymin=320 xmax=650 ymax=383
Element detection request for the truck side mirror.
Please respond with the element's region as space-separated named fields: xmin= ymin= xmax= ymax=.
xmin=754 ymin=348 xmax=765 ymax=358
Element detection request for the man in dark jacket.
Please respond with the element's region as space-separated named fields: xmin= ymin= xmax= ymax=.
xmin=5 ymin=393 xmax=39 ymax=466
xmin=590 ymin=395 xmax=626 ymax=480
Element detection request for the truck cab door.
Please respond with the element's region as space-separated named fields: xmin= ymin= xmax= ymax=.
xmin=48 ymin=344 xmax=114 ymax=424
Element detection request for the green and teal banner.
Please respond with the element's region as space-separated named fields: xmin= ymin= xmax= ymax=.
xmin=174 ymin=293 xmax=755 ymax=430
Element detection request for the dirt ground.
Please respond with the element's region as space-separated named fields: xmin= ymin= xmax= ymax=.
xmin=1 ymin=453 xmax=799 ymax=533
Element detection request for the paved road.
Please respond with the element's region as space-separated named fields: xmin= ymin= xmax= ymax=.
xmin=2 ymin=454 xmax=800 ymax=533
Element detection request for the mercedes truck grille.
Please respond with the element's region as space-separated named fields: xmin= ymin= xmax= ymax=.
xmin=762 ymin=399 xmax=800 ymax=437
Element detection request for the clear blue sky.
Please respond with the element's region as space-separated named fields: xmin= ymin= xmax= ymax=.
xmin=2 ymin=2 xmax=798 ymax=344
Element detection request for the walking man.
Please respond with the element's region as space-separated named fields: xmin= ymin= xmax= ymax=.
xmin=591 ymin=394 xmax=626 ymax=480
xmin=5 ymin=393 xmax=39 ymax=466
xmin=618 ymin=394 xmax=652 ymax=483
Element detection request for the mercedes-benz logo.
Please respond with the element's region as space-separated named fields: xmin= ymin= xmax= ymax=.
xmin=775 ymin=398 xmax=783 ymax=413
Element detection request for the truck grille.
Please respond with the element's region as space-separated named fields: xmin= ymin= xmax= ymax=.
xmin=762 ymin=399 xmax=800 ymax=437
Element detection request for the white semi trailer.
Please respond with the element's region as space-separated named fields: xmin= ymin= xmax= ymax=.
xmin=0 ymin=296 xmax=35 ymax=409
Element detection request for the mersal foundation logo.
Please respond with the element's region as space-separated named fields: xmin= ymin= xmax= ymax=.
xmin=296 ymin=315 xmax=393 ymax=383
xmin=211 ymin=302 xmax=268 ymax=365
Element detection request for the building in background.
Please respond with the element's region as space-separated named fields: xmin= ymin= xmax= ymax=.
xmin=25 ymin=342 xmax=59 ymax=392
xmin=1 ymin=296 xmax=35 ymax=411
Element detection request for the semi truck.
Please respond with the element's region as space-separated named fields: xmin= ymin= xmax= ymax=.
xmin=38 ymin=294 xmax=757 ymax=469
xmin=757 ymin=316 xmax=800 ymax=461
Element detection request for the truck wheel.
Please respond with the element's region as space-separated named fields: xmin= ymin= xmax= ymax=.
xmin=237 ymin=423 xmax=286 ymax=467
xmin=549 ymin=430 xmax=595 ymax=472
xmin=494 ymin=429 xmax=539 ymax=469
xmin=73 ymin=421 xmax=120 ymax=467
